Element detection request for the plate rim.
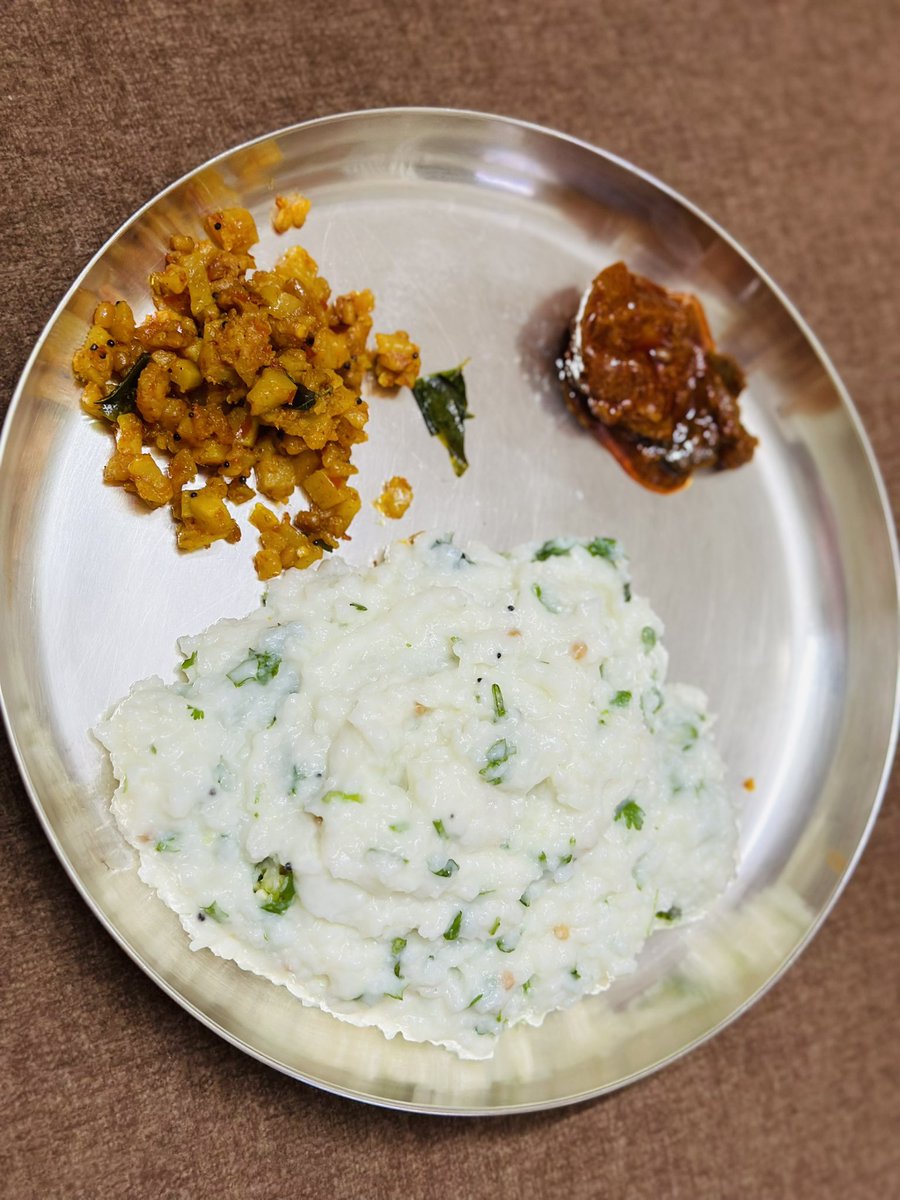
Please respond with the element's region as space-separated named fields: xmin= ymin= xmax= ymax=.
xmin=1 ymin=105 xmax=898 ymax=1115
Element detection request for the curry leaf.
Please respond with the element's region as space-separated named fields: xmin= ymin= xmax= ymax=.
xmin=411 ymin=364 xmax=471 ymax=477
xmin=98 ymin=352 xmax=151 ymax=421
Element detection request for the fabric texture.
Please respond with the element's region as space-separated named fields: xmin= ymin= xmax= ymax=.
xmin=1 ymin=1 xmax=897 ymax=1196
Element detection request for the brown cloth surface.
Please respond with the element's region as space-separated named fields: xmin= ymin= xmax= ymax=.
xmin=1 ymin=1 xmax=898 ymax=1196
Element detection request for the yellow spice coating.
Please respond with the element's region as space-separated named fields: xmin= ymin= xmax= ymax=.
xmin=272 ymin=193 xmax=312 ymax=234
xmin=73 ymin=205 xmax=386 ymax=578
xmin=373 ymin=330 xmax=421 ymax=389
xmin=373 ymin=475 xmax=414 ymax=520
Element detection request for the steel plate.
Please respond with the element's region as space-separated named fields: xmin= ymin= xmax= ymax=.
xmin=1 ymin=108 xmax=897 ymax=1114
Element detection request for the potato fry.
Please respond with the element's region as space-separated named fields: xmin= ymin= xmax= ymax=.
xmin=73 ymin=203 xmax=411 ymax=579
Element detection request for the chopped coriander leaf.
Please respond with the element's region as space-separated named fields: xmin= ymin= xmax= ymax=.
xmin=641 ymin=626 xmax=657 ymax=650
xmin=391 ymin=935 xmax=407 ymax=978
xmin=180 ymin=650 xmax=197 ymax=671
xmin=433 ymin=818 xmax=449 ymax=839
xmin=149 ymin=744 xmax=157 ymax=755
xmin=531 ymin=582 xmax=561 ymax=613
xmin=443 ymin=910 xmax=463 ymax=941
xmin=349 ymin=602 xmax=367 ymax=611
xmin=322 ymin=790 xmax=363 ymax=804
xmin=252 ymin=857 xmax=296 ymax=914
xmin=538 ymin=851 xmax=548 ymax=865
xmin=571 ymin=967 xmax=581 ymax=980
xmin=533 ymin=538 xmax=575 ymax=561
xmin=389 ymin=821 xmax=410 ymax=833
xmin=615 ymin=799 xmax=645 ymax=830
xmin=492 ymin=682 xmax=506 ymax=719
xmin=188 ymin=706 xmax=204 ymax=720
xmin=559 ymin=853 xmax=573 ymax=865
xmin=411 ymin=364 xmax=471 ymax=477
xmin=155 ymin=834 xmax=179 ymax=853
xmin=611 ymin=690 xmax=632 ymax=707
xmin=623 ymin=581 xmax=632 ymax=602
xmin=585 ymin=536 xmax=619 ymax=560
xmin=431 ymin=858 xmax=459 ymax=878
xmin=384 ymin=990 xmax=404 ymax=1000
xmin=489 ymin=917 xmax=501 ymax=936
xmin=227 ymin=647 xmax=281 ymax=687
xmin=201 ymin=901 xmax=228 ymax=923
xmin=656 ymin=905 xmax=682 ymax=922
xmin=522 ymin=977 xmax=535 ymax=994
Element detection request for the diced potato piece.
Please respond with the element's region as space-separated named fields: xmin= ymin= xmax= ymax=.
xmin=256 ymin=452 xmax=296 ymax=502
xmin=249 ymin=502 xmax=279 ymax=532
xmin=373 ymin=330 xmax=420 ymax=388
xmin=276 ymin=349 xmax=310 ymax=378
xmin=79 ymin=382 xmax=105 ymax=419
xmin=135 ymin=360 xmax=170 ymax=424
xmin=250 ymin=502 xmax=323 ymax=578
xmin=137 ymin=309 xmax=198 ymax=352
xmin=226 ymin=479 xmax=255 ymax=504
xmin=272 ymin=193 xmax=312 ymax=234
xmin=247 ymin=367 xmax=297 ymax=415
xmin=177 ymin=478 xmax=241 ymax=550
xmin=340 ymin=406 xmax=368 ymax=432
xmin=94 ymin=299 xmax=136 ymax=344
xmin=331 ymin=289 xmax=374 ymax=328
xmin=169 ymin=357 xmax=203 ymax=393
xmin=191 ymin=440 xmax=232 ymax=466
xmin=204 ymin=208 xmax=259 ymax=254
xmin=214 ymin=311 xmax=274 ymax=386
xmin=150 ymin=262 xmax=189 ymax=298
xmin=229 ymin=409 xmax=259 ymax=448
xmin=268 ymin=291 xmax=303 ymax=322
xmin=72 ymin=323 xmax=117 ymax=386
xmin=102 ymin=412 xmax=146 ymax=484
xmin=261 ymin=409 xmax=335 ymax=448
xmin=311 ymin=328 xmax=349 ymax=371
xmin=168 ymin=448 xmax=197 ymax=490
xmin=302 ymin=469 xmax=344 ymax=509
xmin=127 ymin=454 xmax=173 ymax=507
xmin=321 ymin=442 xmax=356 ymax=478
xmin=332 ymin=488 xmax=361 ymax=530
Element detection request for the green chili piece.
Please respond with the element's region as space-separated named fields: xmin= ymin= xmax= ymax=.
xmin=253 ymin=857 xmax=296 ymax=914
xmin=443 ymin=911 xmax=463 ymax=941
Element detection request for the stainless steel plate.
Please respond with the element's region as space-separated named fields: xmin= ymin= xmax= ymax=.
xmin=1 ymin=108 xmax=897 ymax=1115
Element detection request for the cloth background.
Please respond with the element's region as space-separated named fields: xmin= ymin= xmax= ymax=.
xmin=1 ymin=1 xmax=897 ymax=1196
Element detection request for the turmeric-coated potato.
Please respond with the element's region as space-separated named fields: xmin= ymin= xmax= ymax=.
xmin=72 ymin=201 xmax=413 ymax=579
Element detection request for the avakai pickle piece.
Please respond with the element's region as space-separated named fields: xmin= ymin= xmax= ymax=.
xmin=559 ymin=261 xmax=756 ymax=493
